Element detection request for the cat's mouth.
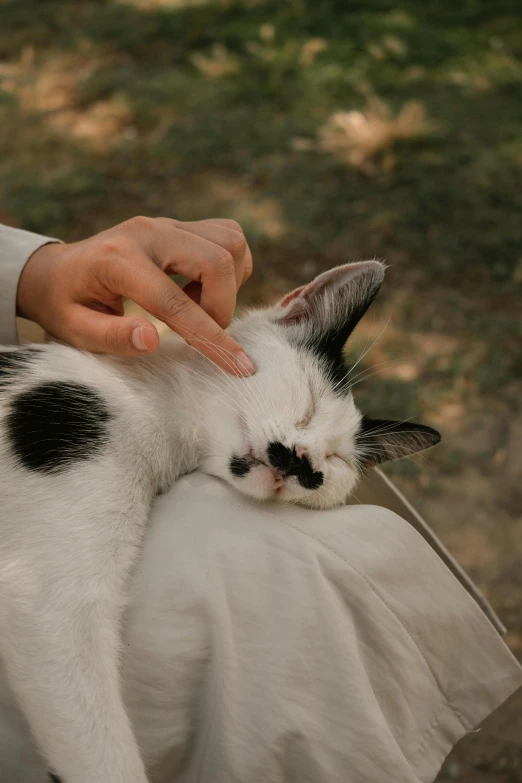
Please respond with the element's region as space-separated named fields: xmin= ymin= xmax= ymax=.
xmin=228 ymin=455 xmax=292 ymax=500
xmin=232 ymin=419 xmax=324 ymax=496
xmin=228 ymin=445 xmax=324 ymax=494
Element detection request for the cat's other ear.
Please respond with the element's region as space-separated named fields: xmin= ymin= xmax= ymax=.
xmin=355 ymin=417 xmax=441 ymax=468
xmin=271 ymin=261 xmax=385 ymax=356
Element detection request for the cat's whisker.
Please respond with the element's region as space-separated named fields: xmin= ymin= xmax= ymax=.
xmin=327 ymin=356 xmax=398 ymax=397
xmin=163 ymin=336 xmax=260 ymax=421
xmin=164 ymin=357 xmax=249 ymax=421
xmin=179 ymin=354 xmax=268 ymax=436
xmin=164 ymin=319 xmax=254 ymax=381
xmin=163 ymin=318 xmax=272 ymax=420
xmin=347 ymin=309 xmax=393 ymax=379
xmin=359 ymin=431 xmax=433 ymax=444
xmin=342 ymin=358 xmax=398 ymax=387
xmin=170 ymin=345 xmax=260 ymax=419
xmin=356 ymin=435 xmax=434 ymax=470
xmin=161 ymin=352 xmax=247 ymax=419
xmin=321 ymin=484 xmax=343 ymax=504
xmin=172 ymin=327 xmax=268 ymax=421
xmin=347 ymin=366 xmax=398 ymax=391
xmin=355 ymin=415 xmax=418 ymax=438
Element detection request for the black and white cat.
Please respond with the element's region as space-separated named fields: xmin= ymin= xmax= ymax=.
xmin=0 ymin=261 xmax=440 ymax=782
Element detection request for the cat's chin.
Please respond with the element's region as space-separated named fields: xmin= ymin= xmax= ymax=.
xmin=228 ymin=462 xmax=289 ymax=502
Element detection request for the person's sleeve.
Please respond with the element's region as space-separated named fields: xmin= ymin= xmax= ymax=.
xmin=0 ymin=224 xmax=61 ymax=345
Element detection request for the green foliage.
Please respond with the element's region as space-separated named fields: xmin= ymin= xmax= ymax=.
xmin=1 ymin=0 xmax=521 ymax=280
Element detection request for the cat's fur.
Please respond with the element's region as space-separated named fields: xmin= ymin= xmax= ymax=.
xmin=0 ymin=261 xmax=440 ymax=782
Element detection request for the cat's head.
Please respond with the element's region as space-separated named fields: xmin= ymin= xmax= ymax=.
xmin=202 ymin=261 xmax=440 ymax=509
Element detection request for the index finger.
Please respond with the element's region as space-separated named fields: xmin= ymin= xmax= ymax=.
xmin=110 ymin=254 xmax=256 ymax=376
xmin=140 ymin=218 xmax=239 ymax=328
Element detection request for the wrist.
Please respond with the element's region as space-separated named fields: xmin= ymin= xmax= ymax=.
xmin=17 ymin=241 xmax=67 ymax=321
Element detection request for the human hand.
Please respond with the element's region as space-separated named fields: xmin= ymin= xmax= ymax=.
xmin=17 ymin=216 xmax=255 ymax=375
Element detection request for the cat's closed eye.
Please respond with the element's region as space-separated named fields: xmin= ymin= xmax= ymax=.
xmin=327 ymin=454 xmax=355 ymax=468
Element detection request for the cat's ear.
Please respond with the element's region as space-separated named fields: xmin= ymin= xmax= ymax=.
xmin=271 ymin=261 xmax=385 ymax=356
xmin=356 ymin=417 xmax=441 ymax=468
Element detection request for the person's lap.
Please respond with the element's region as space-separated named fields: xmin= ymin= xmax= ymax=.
xmin=1 ymin=472 xmax=520 ymax=783
xmin=124 ymin=473 xmax=521 ymax=783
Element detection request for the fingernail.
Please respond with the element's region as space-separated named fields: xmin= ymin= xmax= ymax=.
xmin=235 ymin=351 xmax=256 ymax=375
xmin=131 ymin=326 xmax=150 ymax=352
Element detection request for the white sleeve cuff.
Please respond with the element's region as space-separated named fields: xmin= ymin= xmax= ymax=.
xmin=0 ymin=224 xmax=61 ymax=345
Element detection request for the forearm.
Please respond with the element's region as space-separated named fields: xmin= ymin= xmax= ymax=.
xmin=0 ymin=223 xmax=61 ymax=345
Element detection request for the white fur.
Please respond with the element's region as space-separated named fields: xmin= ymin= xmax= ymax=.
xmin=0 ymin=262 xmax=384 ymax=781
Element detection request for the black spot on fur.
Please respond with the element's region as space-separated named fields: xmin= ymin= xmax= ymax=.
xmin=267 ymin=441 xmax=294 ymax=472
xmin=268 ymin=442 xmax=323 ymax=490
xmin=49 ymin=774 xmax=62 ymax=783
xmin=297 ymin=466 xmax=324 ymax=490
xmin=7 ymin=381 xmax=111 ymax=474
xmin=0 ymin=348 xmax=38 ymax=388
xmin=229 ymin=454 xmax=252 ymax=477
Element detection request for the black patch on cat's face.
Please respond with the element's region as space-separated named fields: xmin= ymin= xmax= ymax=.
xmin=314 ymin=345 xmax=351 ymax=396
xmin=297 ymin=465 xmax=324 ymax=490
xmin=267 ymin=441 xmax=294 ymax=472
xmin=229 ymin=454 xmax=252 ymax=477
xmin=0 ymin=348 xmax=38 ymax=388
xmin=355 ymin=416 xmax=441 ymax=467
xmin=268 ymin=442 xmax=324 ymax=489
xmin=7 ymin=381 xmax=111 ymax=474
xmin=49 ymin=774 xmax=62 ymax=783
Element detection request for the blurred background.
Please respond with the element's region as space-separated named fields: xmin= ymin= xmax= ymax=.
xmin=1 ymin=1 xmax=521 ymax=779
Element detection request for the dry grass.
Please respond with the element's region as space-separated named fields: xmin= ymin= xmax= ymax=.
xmin=0 ymin=48 xmax=133 ymax=151
xmin=318 ymin=97 xmax=435 ymax=173
xmin=191 ymin=44 xmax=240 ymax=78
xmin=299 ymin=38 xmax=327 ymax=66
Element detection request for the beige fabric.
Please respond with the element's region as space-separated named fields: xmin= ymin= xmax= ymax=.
xmin=0 ymin=223 xmax=60 ymax=345
xmin=355 ymin=470 xmax=506 ymax=633
xmin=125 ymin=473 xmax=522 ymax=783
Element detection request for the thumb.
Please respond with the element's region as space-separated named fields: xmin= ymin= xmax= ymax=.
xmin=66 ymin=306 xmax=160 ymax=356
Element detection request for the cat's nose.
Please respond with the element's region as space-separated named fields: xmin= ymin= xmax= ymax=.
xmin=267 ymin=442 xmax=299 ymax=472
xmin=267 ymin=441 xmax=324 ymax=490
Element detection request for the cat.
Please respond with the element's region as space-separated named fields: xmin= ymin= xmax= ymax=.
xmin=0 ymin=260 xmax=440 ymax=782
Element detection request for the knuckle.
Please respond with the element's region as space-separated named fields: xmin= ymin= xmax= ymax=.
xmin=99 ymin=239 xmax=124 ymax=259
xmin=104 ymin=326 xmax=122 ymax=353
xmin=127 ymin=215 xmax=154 ymax=232
xmin=219 ymin=219 xmax=243 ymax=234
xmin=211 ymin=248 xmax=235 ymax=276
xmin=161 ymin=288 xmax=195 ymax=320
xmin=209 ymin=327 xmax=229 ymax=347
xmin=99 ymin=256 xmax=127 ymax=291
xmin=225 ymin=231 xmax=248 ymax=256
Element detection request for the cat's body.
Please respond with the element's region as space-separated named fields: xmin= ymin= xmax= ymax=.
xmin=0 ymin=262 xmax=440 ymax=782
